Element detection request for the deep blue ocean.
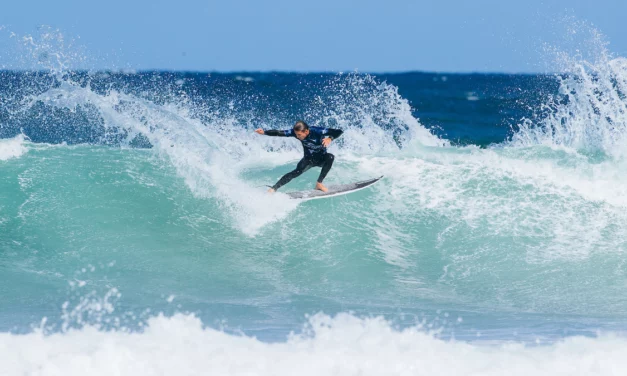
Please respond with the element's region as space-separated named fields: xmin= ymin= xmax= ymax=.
xmin=2 ymin=28 xmax=627 ymax=375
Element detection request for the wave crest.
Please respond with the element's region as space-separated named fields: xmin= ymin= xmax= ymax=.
xmin=2 ymin=312 xmax=626 ymax=376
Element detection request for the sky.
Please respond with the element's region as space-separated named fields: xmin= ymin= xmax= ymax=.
xmin=0 ymin=0 xmax=625 ymax=73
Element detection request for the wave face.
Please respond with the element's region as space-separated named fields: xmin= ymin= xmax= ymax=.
xmin=2 ymin=26 xmax=627 ymax=375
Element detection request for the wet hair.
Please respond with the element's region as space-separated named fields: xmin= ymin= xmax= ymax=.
xmin=293 ymin=121 xmax=309 ymax=132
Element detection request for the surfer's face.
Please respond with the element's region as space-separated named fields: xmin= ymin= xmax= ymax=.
xmin=295 ymin=129 xmax=309 ymax=140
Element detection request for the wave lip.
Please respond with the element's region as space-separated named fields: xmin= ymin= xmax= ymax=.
xmin=0 ymin=134 xmax=28 ymax=161
xmin=510 ymin=22 xmax=627 ymax=159
xmin=2 ymin=313 xmax=627 ymax=376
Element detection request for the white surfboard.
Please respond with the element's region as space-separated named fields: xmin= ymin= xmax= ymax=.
xmin=285 ymin=176 xmax=383 ymax=200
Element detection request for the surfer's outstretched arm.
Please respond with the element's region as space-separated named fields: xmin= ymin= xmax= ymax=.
xmin=255 ymin=128 xmax=293 ymax=137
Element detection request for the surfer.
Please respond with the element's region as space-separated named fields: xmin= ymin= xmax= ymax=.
xmin=255 ymin=121 xmax=343 ymax=193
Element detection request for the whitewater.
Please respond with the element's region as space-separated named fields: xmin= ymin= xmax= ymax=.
xmin=2 ymin=25 xmax=627 ymax=375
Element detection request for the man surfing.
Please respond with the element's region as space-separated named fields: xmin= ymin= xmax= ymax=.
xmin=255 ymin=121 xmax=343 ymax=193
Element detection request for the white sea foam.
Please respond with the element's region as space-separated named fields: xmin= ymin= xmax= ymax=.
xmin=352 ymin=144 xmax=627 ymax=257
xmin=1 ymin=313 xmax=626 ymax=376
xmin=0 ymin=134 xmax=28 ymax=161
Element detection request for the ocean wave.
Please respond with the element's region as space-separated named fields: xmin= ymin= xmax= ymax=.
xmin=1 ymin=312 xmax=625 ymax=376
xmin=4 ymin=143 xmax=627 ymax=316
xmin=6 ymin=70 xmax=445 ymax=235
xmin=3 ymin=25 xmax=627 ymax=347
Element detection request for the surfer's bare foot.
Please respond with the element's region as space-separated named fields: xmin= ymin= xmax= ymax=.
xmin=267 ymin=188 xmax=275 ymax=194
xmin=315 ymin=182 xmax=328 ymax=192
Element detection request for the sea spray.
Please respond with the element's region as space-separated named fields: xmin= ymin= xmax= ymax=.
xmin=511 ymin=22 xmax=627 ymax=158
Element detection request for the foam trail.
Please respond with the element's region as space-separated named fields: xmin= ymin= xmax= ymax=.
xmin=2 ymin=313 xmax=626 ymax=376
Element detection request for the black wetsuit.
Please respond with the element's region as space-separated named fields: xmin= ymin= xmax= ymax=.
xmin=264 ymin=126 xmax=344 ymax=191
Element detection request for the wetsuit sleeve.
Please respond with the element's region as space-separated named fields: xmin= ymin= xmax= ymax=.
xmin=264 ymin=129 xmax=294 ymax=137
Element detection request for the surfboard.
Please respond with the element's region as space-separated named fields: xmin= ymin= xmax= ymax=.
xmin=285 ymin=176 xmax=383 ymax=200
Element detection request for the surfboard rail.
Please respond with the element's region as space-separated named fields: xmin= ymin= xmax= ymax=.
xmin=285 ymin=176 xmax=383 ymax=200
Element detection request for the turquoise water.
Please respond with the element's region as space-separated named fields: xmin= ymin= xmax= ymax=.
xmin=4 ymin=138 xmax=627 ymax=338
xmin=2 ymin=25 xmax=627 ymax=376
